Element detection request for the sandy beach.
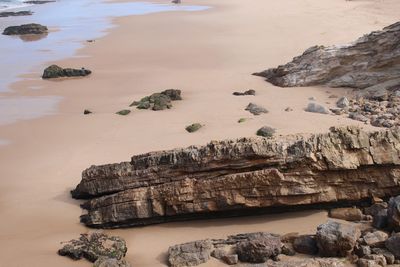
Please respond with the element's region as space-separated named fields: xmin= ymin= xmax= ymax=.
xmin=1 ymin=0 xmax=400 ymax=266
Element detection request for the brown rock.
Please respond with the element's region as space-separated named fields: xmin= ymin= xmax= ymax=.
xmin=329 ymin=207 xmax=364 ymax=221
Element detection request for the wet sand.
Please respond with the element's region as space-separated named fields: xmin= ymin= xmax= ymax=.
xmin=0 ymin=0 xmax=400 ymax=266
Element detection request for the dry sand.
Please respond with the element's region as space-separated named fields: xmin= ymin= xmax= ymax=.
xmin=0 ymin=0 xmax=400 ymax=266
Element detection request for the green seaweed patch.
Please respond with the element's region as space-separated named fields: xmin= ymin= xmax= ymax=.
xmin=185 ymin=123 xmax=203 ymax=133
xmin=116 ymin=109 xmax=131 ymax=116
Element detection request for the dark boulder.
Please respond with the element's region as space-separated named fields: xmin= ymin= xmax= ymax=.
xmin=3 ymin=23 xmax=47 ymax=35
xmin=388 ymin=195 xmax=400 ymax=231
xmin=256 ymin=126 xmax=276 ymax=138
xmin=42 ymin=65 xmax=91 ymax=79
xmin=385 ymin=233 xmax=400 ymax=259
xmin=0 ymin=11 xmax=33 ymax=17
xmin=233 ymin=89 xmax=256 ymax=96
xmin=236 ymin=233 xmax=282 ymax=263
xmin=293 ymin=235 xmax=318 ymax=255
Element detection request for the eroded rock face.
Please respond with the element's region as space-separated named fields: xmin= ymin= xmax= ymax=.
xmin=72 ymin=126 xmax=400 ymax=228
xmin=58 ymin=232 xmax=128 ymax=262
xmin=3 ymin=23 xmax=47 ymax=35
xmin=42 ymin=64 xmax=91 ymax=79
xmin=254 ymin=22 xmax=400 ymax=90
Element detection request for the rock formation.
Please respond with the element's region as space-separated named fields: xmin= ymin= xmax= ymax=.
xmin=0 ymin=11 xmax=33 ymax=17
xmin=58 ymin=232 xmax=129 ymax=264
xmin=254 ymin=22 xmax=400 ymax=91
xmin=2 ymin=23 xmax=47 ymax=35
xmin=71 ymin=126 xmax=400 ymax=229
xmin=42 ymin=64 xmax=91 ymax=79
xmin=129 ymin=89 xmax=182 ymax=111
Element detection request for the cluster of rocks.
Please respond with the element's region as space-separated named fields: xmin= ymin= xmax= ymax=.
xmin=0 ymin=11 xmax=33 ymax=17
xmin=129 ymin=89 xmax=182 ymax=111
xmin=233 ymin=89 xmax=256 ymax=96
xmin=167 ymin=196 xmax=400 ymax=267
xmin=42 ymin=64 xmax=92 ymax=79
xmin=58 ymin=232 xmax=131 ymax=267
xmin=71 ymin=126 xmax=400 ymax=228
xmin=253 ymin=22 xmax=400 ymax=90
xmin=2 ymin=23 xmax=47 ymax=35
xmin=330 ymin=92 xmax=400 ymax=128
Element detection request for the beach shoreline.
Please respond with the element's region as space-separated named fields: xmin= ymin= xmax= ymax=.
xmin=0 ymin=0 xmax=400 ymax=266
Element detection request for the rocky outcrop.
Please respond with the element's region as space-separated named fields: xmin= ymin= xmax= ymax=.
xmin=168 ymin=239 xmax=213 ymax=267
xmin=72 ymin=126 xmax=400 ymax=228
xmin=129 ymin=89 xmax=182 ymax=111
xmin=236 ymin=233 xmax=282 ymax=263
xmin=0 ymin=11 xmax=33 ymax=17
xmin=2 ymin=23 xmax=47 ymax=35
xmin=254 ymin=22 xmax=400 ymax=90
xmin=58 ymin=232 xmax=128 ymax=263
xmin=42 ymin=64 xmax=91 ymax=79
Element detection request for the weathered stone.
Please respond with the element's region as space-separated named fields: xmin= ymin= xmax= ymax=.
xmin=254 ymin=22 xmax=400 ymax=90
xmin=355 ymin=244 xmax=372 ymax=258
xmin=385 ymin=233 xmax=400 ymax=259
xmin=168 ymin=239 xmax=213 ymax=267
xmin=256 ymin=126 xmax=276 ymax=138
xmin=281 ymin=243 xmax=296 ymax=256
xmin=316 ymin=221 xmax=361 ymax=257
xmin=329 ymin=207 xmax=364 ymax=221
xmin=222 ymin=254 xmax=238 ymax=265
xmin=362 ymin=254 xmax=387 ymax=266
xmin=293 ymin=235 xmax=318 ymax=255
xmin=245 ymin=102 xmax=268 ymax=115
xmin=233 ymin=89 xmax=256 ymax=96
xmin=0 ymin=11 xmax=33 ymax=17
xmin=236 ymin=233 xmax=281 ymax=263
xmin=388 ymin=196 xmax=400 ymax=231
xmin=264 ymin=258 xmax=345 ymax=267
xmin=363 ymin=231 xmax=388 ymax=248
xmin=372 ymin=248 xmax=395 ymax=265
xmin=3 ymin=23 xmax=47 ymax=35
xmin=185 ymin=123 xmax=202 ymax=133
xmin=116 ymin=110 xmax=131 ymax=116
xmin=72 ymin=126 xmax=400 ymax=228
xmin=93 ymin=257 xmax=131 ymax=267
xmin=337 ymin=97 xmax=350 ymax=108
xmin=130 ymin=89 xmax=181 ymax=111
xmin=305 ymin=103 xmax=331 ymax=114
xmin=42 ymin=65 xmax=91 ymax=79
xmin=58 ymin=232 xmax=127 ymax=263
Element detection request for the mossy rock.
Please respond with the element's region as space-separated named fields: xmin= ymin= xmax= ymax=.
xmin=83 ymin=109 xmax=92 ymax=115
xmin=238 ymin=118 xmax=247 ymax=123
xmin=186 ymin=123 xmax=202 ymax=133
xmin=256 ymin=126 xmax=276 ymax=138
xmin=116 ymin=109 xmax=131 ymax=116
xmin=130 ymin=89 xmax=181 ymax=110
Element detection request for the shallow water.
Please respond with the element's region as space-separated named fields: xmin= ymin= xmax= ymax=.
xmin=0 ymin=0 xmax=208 ymax=127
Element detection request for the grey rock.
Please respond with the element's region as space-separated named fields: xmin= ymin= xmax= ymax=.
xmin=185 ymin=123 xmax=202 ymax=133
xmin=256 ymin=126 xmax=276 ymax=138
xmin=254 ymin=22 xmax=400 ymax=90
xmin=168 ymin=239 xmax=213 ymax=267
xmin=42 ymin=65 xmax=91 ymax=79
xmin=355 ymin=245 xmax=372 ymax=258
xmin=3 ymin=23 xmax=47 ymax=35
xmin=385 ymin=233 xmax=400 ymax=259
xmin=388 ymin=195 xmax=400 ymax=231
xmin=372 ymin=248 xmax=395 ymax=265
xmin=363 ymin=231 xmax=388 ymax=248
xmin=94 ymin=257 xmax=131 ymax=267
xmin=222 ymin=254 xmax=238 ymax=265
xmin=245 ymin=102 xmax=268 ymax=115
xmin=236 ymin=233 xmax=282 ymax=263
xmin=293 ymin=235 xmax=318 ymax=255
xmin=316 ymin=221 xmax=361 ymax=257
xmin=337 ymin=97 xmax=350 ymax=108
xmin=305 ymin=103 xmax=331 ymax=114
xmin=0 ymin=11 xmax=33 ymax=17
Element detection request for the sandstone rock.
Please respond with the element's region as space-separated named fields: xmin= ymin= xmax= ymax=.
xmin=254 ymin=22 xmax=400 ymax=90
xmin=329 ymin=207 xmax=364 ymax=221
xmin=94 ymin=257 xmax=131 ymax=267
xmin=72 ymin=126 xmax=400 ymax=228
xmin=372 ymin=248 xmax=395 ymax=265
xmin=256 ymin=126 xmax=276 ymax=138
xmin=233 ymin=89 xmax=256 ymax=96
xmin=385 ymin=233 xmax=400 ymax=259
xmin=293 ymin=235 xmax=318 ymax=255
xmin=305 ymin=103 xmax=330 ymax=114
xmin=0 ymin=11 xmax=33 ymax=17
xmin=185 ymin=123 xmax=202 ymax=133
xmin=58 ymin=232 xmax=127 ymax=262
xmin=245 ymin=102 xmax=268 ymax=115
xmin=316 ymin=221 xmax=361 ymax=257
xmin=264 ymin=258 xmax=345 ymax=267
xmin=3 ymin=23 xmax=47 ymax=35
xmin=388 ymin=196 xmax=400 ymax=231
xmin=236 ymin=233 xmax=281 ymax=263
xmin=168 ymin=239 xmax=213 ymax=267
xmin=42 ymin=65 xmax=91 ymax=79
xmin=363 ymin=231 xmax=388 ymax=248
xmin=222 ymin=254 xmax=238 ymax=265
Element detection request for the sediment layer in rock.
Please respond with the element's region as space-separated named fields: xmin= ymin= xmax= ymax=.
xmin=253 ymin=22 xmax=400 ymax=90
xmin=72 ymin=126 xmax=400 ymax=228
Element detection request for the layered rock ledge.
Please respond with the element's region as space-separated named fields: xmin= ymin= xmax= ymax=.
xmin=253 ymin=22 xmax=400 ymax=90
xmin=72 ymin=126 xmax=400 ymax=228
